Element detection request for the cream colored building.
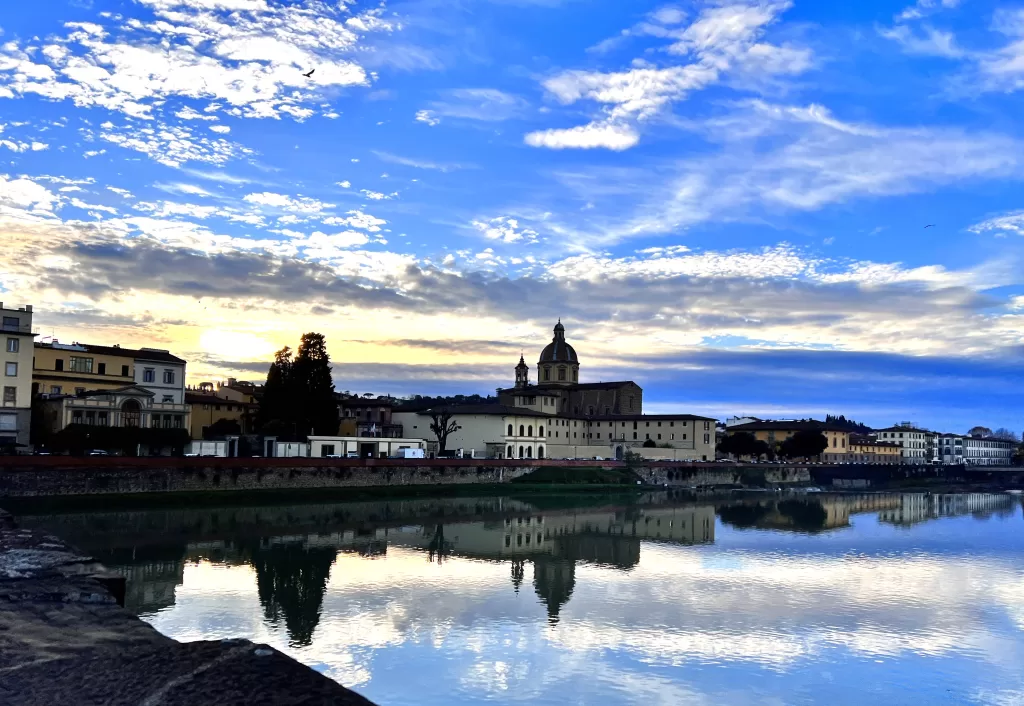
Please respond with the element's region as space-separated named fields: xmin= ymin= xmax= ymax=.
xmin=727 ymin=420 xmax=851 ymax=462
xmin=1 ymin=303 xmax=35 ymax=450
xmin=393 ymin=406 xmax=716 ymax=460
xmin=33 ymin=340 xmax=186 ymax=403
xmin=36 ymin=385 xmax=190 ymax=435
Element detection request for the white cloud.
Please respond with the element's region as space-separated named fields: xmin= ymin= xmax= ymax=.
xmin=371 ymin=150 xmax=470 ymax=172
xmin=525 ymin=122 xmax=639 ymax=151
xmin=471 ymin=216 xmax=540 ymax=244
xmin=530 ymin=1 xmax=812 ymax=150
xmin=135 ymin=201 xmax=220 ymax=219
xmin=176 ymin=106 xmax=217 ymax=121
xmin=209 ymin=125 xmax=231 ymax=134
xmin=426 ymin=88 xmax=526 ymax=122
xmin=968 ymin=211 xmax=1024 ymax=236
xmin=878 ymin=25 xmax=965 ymax=58
xmin=321 ymin=209 xmax=386 ymax=232
xmin=0 ymin=176 xmax=59 ymax=216
xmin=895 ymin=0 xmax=960 ymax=22
xmin=0 ymin=0 xmax=396 ymax=121
xmin=338 ymin=180 xmax=352 ymax=188
xmin=360 ymin=189 xmax=397 ymax=200
xmin=243 ymin=191 xmax=334 ymax=214
xmin=415 ymin=110 xmax=440 ymax=126
xmin=546 ymin=100 xmax=1024 ymax=248
xmin=106 ymin=186 xmax=134 ymax=198
xmin=97 ymin=123 xmax=252 ymax=167
xmin=302 ymin=230 xmax=371 ymax=258
xmin=69 ymin=197 xmax=118 ymax=215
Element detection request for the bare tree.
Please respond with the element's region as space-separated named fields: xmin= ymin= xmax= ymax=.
xmin=429 ymin=410 xmax=462 ymax=454
xmin=992 ymin=428 xmax=1017 ymax=441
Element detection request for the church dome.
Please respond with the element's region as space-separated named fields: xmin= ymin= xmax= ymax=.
xmin=539 ymin=321 xmax=578 ymax=363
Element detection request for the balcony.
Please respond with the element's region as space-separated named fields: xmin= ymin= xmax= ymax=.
xmin=356 ymin=422 xmax=405 ymax=438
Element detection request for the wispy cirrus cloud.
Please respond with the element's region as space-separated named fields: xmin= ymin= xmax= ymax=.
xmin=526 ymin=1 xmax=813 ymax=150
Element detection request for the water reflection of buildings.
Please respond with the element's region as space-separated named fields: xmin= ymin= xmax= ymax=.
xmin=879 ymin=493 xmax=1018 ymax=527
xmin=717 ymin=493 xmax=901 ymax=533
xmin=390 ymin=506 xmax=716 ymax=623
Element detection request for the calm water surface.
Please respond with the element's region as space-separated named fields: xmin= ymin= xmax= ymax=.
xmin=17 ymin=491 xmax=1024 ymax=705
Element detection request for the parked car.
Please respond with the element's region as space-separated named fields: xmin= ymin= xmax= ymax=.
xmin=87 ymin=449 xmax=110 ymax=456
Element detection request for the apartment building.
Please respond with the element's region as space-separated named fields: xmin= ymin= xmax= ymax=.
xmin=1 ymin=303 xmax=36 ymax=450
xmin=875 ymin=424 xmax=930 ymax=465
xmin=33 ymin=341 xmax=186 ymax=403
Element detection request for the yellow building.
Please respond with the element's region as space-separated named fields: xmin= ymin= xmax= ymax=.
xmin=185 ymin=380 xmax=260 ymax=439
xmin=727 ymin=420 xmax=851 ymax=462
xmin=848 ymin=435 xmax=901 ymax=464
xmin=33 ymin=341 xmax=135 ymax=396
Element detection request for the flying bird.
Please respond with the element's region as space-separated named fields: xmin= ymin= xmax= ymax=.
xmin=924 ymin=224 xmax=936 ymax=228
xmin=303 ymin=69 xmax=315 ymax=78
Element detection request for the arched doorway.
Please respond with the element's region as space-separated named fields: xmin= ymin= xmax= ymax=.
xmin=121 ymin=399 xmax=141 ymax=428
xmin=526 ymin=446 xmax=533 ymax=459
xmin=538 ymin=446 xmax=544 ymax=459
xmin=615 ymin=445 xmax=624 ymax=460
xmin=519 ymin=445 xmax=524 ymax=458
xmin=507 ymin=445 xmax=513 ymax=458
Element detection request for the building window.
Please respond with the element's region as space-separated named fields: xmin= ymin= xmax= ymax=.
xmin=163 ymin=370 xmax=175 ymax=384
xmin=508 ymin=424 xmax=513 ymax=436
xmin=49 ymin=385 xmax=61 ymax=394
xmin=519 ymin=445 xmax=524 ymax=458
xmin=54 ymin=359 xmax=64 ymax=371
xmin=163 ymin=395 xmax=173 ymax=403
xmin=1 ymin=387 xmax=15 ymax=406
xmin=597 ymin=433 xmax=601 ymax=439
xmin=121 ymin=365 xmax=129 ymax=377
xmin=98 ymin=362 xmax=106 ymax=375
xmin=539 ymin=426 xmax=544 ymax=437
xmin=657 ymin=434 xmax=661 ymax=440
xmin=97 ymin=411 xmax=108 ymax=426
xmin=4 ymin=362 xmax=16 ymax=377
xmin=572 ymin=369 xmax=578 ymax=381
xmin=645 ymin=434 xmax=649 ymax=440
xmin=704 ymin=434 xmax=710 ymax=444
xmin=0 ymin=413 xmax=16 ymax=431
xmin=543 ymin=368 xmax=550 ymax=381
xmin=6 ymin=338 xmax=18 ymax=353
xmin=558 ymin=367 xmax=566 ymax=381
xmin=633 ymin=432 xmax=637 ymax=440
xmin=528 ymin=425 xmax=533 ymax=436
xmin=507 ymin=445 xmax=513 ymax=458
xmin=519 ymin=424 xmax=525 ymax=436
xmin=69 ymin=356 xmax=93 ymax=373
xmin=72 ymin=410 xmax=83 ymax=425
xmin=75 ymin=387 xmax=85 ymax=396
xmin=143 ymin=368 xmax=155 ymax=383
xmin=537 ymin=446 xmax=544 ymax=459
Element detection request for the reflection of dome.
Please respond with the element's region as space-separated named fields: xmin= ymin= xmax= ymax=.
xmin=538 ymin=321 xmax=578 ymax=364
xmin=533 ymin=558 xmax=576 ymax=625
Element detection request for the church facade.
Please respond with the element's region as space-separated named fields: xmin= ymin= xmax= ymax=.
xmin=393 ymin=322 xmax=716 ymax=461
xmin=498 ymin=321 xmax=643 ymax=416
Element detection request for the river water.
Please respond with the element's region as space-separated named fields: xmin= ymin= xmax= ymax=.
xmin=15 ymin=491 xmax=1024 ymax=705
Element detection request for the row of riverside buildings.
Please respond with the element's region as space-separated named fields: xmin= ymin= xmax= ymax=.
xmin=1 ymin=303 xmax=1018 ymax=464
xmin=724 ymin=419 xmax=1018 ymax=466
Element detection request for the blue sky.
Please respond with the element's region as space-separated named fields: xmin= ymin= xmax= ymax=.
xmin=1 ymin=0 xmax=1024 ymax=433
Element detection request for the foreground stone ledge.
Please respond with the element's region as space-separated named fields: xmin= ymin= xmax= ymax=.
xmin=0 ymin=509 xmax=378 ymax=706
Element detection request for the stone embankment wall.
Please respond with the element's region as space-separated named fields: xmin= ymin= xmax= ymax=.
xmin=0 ymin=457 xmax=822 ymax=498
xmin=0 ymin=458 xmax=541 ymax=498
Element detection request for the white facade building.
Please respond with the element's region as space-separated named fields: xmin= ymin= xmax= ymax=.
xmin=0 ymin=303 xmax=35 ymax=450
xmin=962 ymin=436 xmax=1016 ymax=466
xmin=876 ymin=425 xmax=929 ymax=464
xmin=134 ymin=348 xmax=187 ymax=404
xmin=393 ymin=406 xmax=716 ymax=461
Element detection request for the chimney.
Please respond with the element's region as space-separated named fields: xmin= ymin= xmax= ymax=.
xmin=25 ymin=305 xmax=32 ymax=312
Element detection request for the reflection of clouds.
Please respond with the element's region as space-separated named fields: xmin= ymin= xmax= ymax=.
xmin=140 ymin=521 xmax=1024 ymax=705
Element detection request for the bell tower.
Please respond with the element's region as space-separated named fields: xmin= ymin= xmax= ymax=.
xmin=514 ymin=354 xmax=530 ymax=389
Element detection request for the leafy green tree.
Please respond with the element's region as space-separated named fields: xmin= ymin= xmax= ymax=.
xmin=720 ymin=432 xmax=771 ymax=459
xmin=779 ymin=430 xmax=829 ymax=460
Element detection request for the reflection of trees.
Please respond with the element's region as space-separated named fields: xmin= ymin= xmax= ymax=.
xmin=532 ymin=558 xmax=576 ymax=625
xmin=427 ymin=524 xmax=452 ymax=564
xmin=511 ymin=560 xmax=525 ymax=594
xmin=716 ymin=503 xmax=771 ymax=529
xmin=247 ymin=543 xmax=337 ymax=647
xmin=717 ymin=500 xmax=829 ymax=533
xmin=776 ymin=500 xmax=828 ymax=531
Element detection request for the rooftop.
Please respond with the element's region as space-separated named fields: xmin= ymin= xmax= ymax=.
xmin=35 ymin=341 xmax=186 ymax=365
xmin=592 ymin=413 xmax=718 ymax=422
xmin=403 ymin=404 xmax=554 ymax=418
xmin=729 ymin=420 xmax=851 ymax=433
xmin=501 ymin=381 xmax=640 ymax=394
